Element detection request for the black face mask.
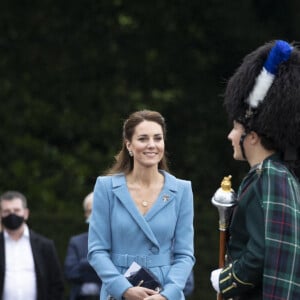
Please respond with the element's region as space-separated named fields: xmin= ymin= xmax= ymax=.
xmin=1 ymin=213 xmax=24 ymax=230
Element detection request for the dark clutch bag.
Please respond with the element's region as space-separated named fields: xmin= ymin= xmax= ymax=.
xmin=126 ymin=266 xmax=162 ymax=292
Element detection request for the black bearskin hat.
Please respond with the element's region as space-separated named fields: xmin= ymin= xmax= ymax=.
xmin=224 ymin=40 xmax=300 ymax=161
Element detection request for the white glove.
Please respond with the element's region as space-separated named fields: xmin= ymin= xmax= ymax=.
xmin=210 ymin=268 xmax=222 ymax=293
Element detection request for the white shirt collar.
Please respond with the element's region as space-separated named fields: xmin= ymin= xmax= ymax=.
xmin=4 ymin=223 xmax=29 ymax=240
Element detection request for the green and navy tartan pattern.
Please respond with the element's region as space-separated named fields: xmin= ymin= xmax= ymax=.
xmin=259 ymin=158 xmax=300 ymax=300
xmin=220 ymin=155 xmax=300 ymax=299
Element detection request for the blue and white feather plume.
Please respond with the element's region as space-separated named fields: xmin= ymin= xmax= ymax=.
xmin=246 ymin=40 xmax=293 ymax=108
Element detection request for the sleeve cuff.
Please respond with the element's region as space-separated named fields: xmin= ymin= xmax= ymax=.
xmin=160 ymin=283 xmax=182 ymax=300
xmin=219 ymin=262 xmax=255 ymax=298
xmin=106 ymin=276 xmax=132 ymax=300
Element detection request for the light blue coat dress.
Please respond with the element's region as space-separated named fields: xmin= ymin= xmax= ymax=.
xmin=88 ymin=171 xmax=195 ymax=300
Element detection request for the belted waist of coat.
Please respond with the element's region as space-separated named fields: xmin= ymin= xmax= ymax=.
xmin=111 ymin=253 xmax=172 ymax=268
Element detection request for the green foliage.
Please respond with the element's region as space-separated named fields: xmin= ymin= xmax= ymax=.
xmin=1 ymin=1 xmax=299 ymax=298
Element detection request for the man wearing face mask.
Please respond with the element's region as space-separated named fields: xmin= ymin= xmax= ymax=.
xmin=0 ymin=190 xmax=64 ymax=300
xmin=64 ymin=192 xmax=101 ymax=300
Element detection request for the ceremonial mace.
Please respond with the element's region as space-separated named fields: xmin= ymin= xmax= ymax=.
xmin=211 ymin=175 xmax=237 ymax=300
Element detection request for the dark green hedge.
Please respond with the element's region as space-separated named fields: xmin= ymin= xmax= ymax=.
xmin=1 ymin=1 xmax=299 ymax=298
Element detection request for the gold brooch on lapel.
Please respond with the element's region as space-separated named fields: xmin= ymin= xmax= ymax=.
xmin=162 ymin=194 xmax=170 ymax=202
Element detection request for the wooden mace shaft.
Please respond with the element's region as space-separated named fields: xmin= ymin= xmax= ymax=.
xmin=217 ymin=230 xmax=227 ymax=300
xmin=219 ymin=230 xmax=226 ymax=268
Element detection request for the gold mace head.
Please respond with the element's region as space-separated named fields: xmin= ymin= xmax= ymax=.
xmin=211 ymin=175 xmax=237 ymax=231
xmin=221 ymin=175 xmax=232 ymax=192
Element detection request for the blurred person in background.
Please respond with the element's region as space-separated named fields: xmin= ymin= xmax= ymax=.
xmin=183 ymin=270 xmax=194 ymax=298
xmin=64 ymin=192 xmax=101 ymax=300
xmin=0 ymin=190 xmax=64 ymax=300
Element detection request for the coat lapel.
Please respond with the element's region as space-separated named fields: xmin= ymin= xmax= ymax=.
xmin=145 ymin=171 xmax=177 ymax=221
xmin=0 ymin=233 xmax=5 ymax=292
xmin=112 ymin=174 xmax=176 ymax=248
xmin=29 ymin=230 xmax=42 ymax=275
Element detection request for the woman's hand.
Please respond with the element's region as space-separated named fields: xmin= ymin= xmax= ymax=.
xmin=144 ymin=294 xmax=167 ymax=300
xmin=123 ymin=286 xmax=158 ymax=300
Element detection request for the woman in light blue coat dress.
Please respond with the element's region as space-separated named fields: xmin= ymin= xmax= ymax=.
xmin=88 ymin=110 xmax=195 ymax=300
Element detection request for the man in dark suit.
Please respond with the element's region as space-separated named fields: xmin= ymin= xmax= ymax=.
xmin=64 ymin=192 xmax=101 ymax=300
xmin=0 ymin=190 xmax=64 ymax=300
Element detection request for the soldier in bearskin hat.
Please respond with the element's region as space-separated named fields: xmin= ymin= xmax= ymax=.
xmin=210 ymin=40 xmax=300 ymax=300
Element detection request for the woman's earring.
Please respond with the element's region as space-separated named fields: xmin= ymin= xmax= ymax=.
xmin=129 ymin=150 xmax=133 ymax=157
